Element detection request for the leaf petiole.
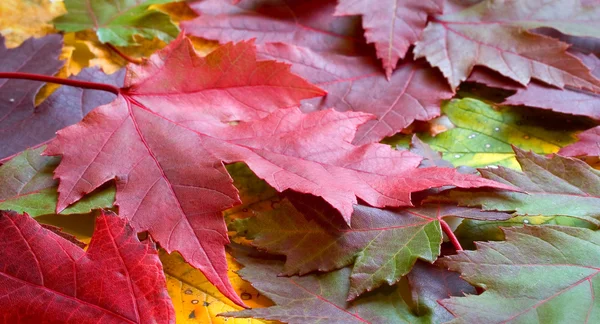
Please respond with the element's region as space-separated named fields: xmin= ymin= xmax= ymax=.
xmin=440 ymin=219 xmax=463 ymax=251
xmin=0 ymin=72 xmax=120 ymax=95
xmin=105 ymin=43 xmax=145 ymax=65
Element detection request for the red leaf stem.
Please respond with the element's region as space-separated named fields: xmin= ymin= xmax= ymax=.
xmin=440 ymin=219 xmax=463 ymax=251
xmin=105 ymin=43 xmax=144 ymax=65
xmin=0 ymin=72 xmax=120 ymax=95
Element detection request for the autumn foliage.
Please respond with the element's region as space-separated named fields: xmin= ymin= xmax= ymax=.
xmin=1 ymin=0 xmax=600 ymax=323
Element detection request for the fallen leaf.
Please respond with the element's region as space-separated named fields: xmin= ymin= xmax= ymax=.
xmin=455 ymin=215 xmax=597 ymax=246
xmin=0 ymin=0 xmax=65 ymax=48
xmin=53 ymin=0 xmax=180 ymax=46
xmin=0 ymin=147 xmax=114 ymax=217
xmin=45 ymin=35 xmax=511 ymax=307
xmin=441 ymin=226 xmax=600 ymax=323
xmin=231 ymin=195 xmax=510 ymax=300
xmin=413 ymin=0 xmax=600 ymax=90
xmin=433 ymin=147 xmax=600 ymax=226
xmin=0 ymin=210 xmax=175 ymax=322
xmin=504 ymin=52 xmax=600 ymax=119
xmin=335 ymin=0 xmax=444 ymax=78
xmin=223 ymin=252 xmax=429 ymax=324
xmin=559 ymin=126 xmax=600 ymax=157
xmin=161 ymin=250 xmax=277 ymax=324
xmin=417 ymin=98 xmax=585 ymax=169
xmin=0 ymin=34 xmax=124 ymax=160
xmin=407 ymin=261 xmax=476 ymax=323
xmin=257 ymin=43 xmax=453 ymax=144
xmin=182 ymin=0 xmax=370 ymax=56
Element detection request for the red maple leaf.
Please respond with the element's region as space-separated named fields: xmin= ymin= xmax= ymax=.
xmin=257 ymin=43 xmax=453 ymax=144
xmin=335 ymin=0 xmax=444 ymax=78
xmin=0 ymin=210 xmax=174 ymax=323
xmin=414 ymin=0 xmax=600 ymax=90
xmin=45 ymin=35 xmax=513 ymax=307
xmin=182 ymin=0 xmax=370 ymax=56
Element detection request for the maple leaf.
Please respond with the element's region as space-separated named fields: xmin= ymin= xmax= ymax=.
xmin=161 ymin=250 xmax=275 ymax=324
xmin=559 ymin=126 xmax=600 ymax=157
xmin=414 ymin=98 xmax=585 ymax=169
xmin=504 ymin=52 xmax=600 ymax=119
xmin=45 ymin=35 xmax=512 ymax=307
xmin=433 ymin=147 xmax=600 ymax=226
xmin=53 ymin=0 xmax=180 ymax=46
xmin=45 ymin=35 xmax=324 ymax=307
xmin=182 ymin=0 xmax=370 ymax=56
xmin=0 ymin=147 xmax=114 ymax=216
xmin=407 ymin=261 xmax=476 ymax=323
xmin=0 ymin=210 xmax=174 ymax=323
xmin=335 ymin=0 xmax=444 ymax=78
xmin=231 ymin=195 xmax=510 ymax=300
xmin=441 ymin=226 xmax=600 ymax=323
xmin=0 ymin=34 xmax=124 ymax=160
xmin=223 ymin=251 xmax=429 ymax=324
xmin=413 ymin=0 xmax=600 ymax=90
xmin=257 ymin=43 xmax=453 ymax=144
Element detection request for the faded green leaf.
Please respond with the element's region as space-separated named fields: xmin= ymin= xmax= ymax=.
xmin=419 ymin=98 xmax=585 ymax=169
xmin=442 ymin=226 xmax=600 ymax=323
xmin=231 ymin=195 xmax=510 ymax=300
xmin=223 ymin=252 xmax=428 ymax=324
xmin=53 ymin=0 xmax=179 ymax=46
xmin=434 ymin=147 xmax=600 ymax=226
xmin=0 ymin=146 xmax=115 ymax=216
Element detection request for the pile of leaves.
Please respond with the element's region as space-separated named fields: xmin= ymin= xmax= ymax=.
xmin=1 ymin=0 xmax=600 ymax=322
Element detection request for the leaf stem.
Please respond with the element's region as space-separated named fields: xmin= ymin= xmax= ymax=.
xmin=106 ymin=43 xmax=144 ymax=65
xmin=440 ymin=219 xmax=463 ymax=251
xmin=0 ymin=72 xmax=120 ymax=95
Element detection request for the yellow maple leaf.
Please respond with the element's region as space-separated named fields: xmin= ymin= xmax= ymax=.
xmin=161 ymin=250 xmax=279 ymax=324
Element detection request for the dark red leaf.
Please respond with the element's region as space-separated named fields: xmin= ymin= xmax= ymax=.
xmin=182 ymin=0 xmax=370 ymax=56
xmin=0 ymin=210 xmax=174 ymax=323
xmin=335 ymin=0 xmax=444 ymax=78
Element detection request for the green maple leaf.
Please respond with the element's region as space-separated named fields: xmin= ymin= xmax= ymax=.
xmin=53 ymin=0 xmax=180 ymax=46
xmin=223 ymin=252 xmax=429 ymax=324
xmin=230 ymin=195 xmax=510 ymax=300
xmin=0 ymin=147 xmax=114 ymax=217
xmin=417 ymin=98 xmax=584 ymax=169
xmin=442 ymin=226 xmax=600 ymax=323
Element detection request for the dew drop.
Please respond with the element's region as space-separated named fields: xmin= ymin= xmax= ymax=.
xmin=203 ymin=301 xmax=210 ymax=306
xmin=523 ymin=219 xmax=530 ymax=224
xmin=494 ymin=127 xmax=500 ymax=131
xmin=9 ymin=98 xmax=14 ymax=102
xmin=454 ymin=154 xmax=461 ymax=158
xmin=191 ymin=300 xmax=199 ymax=304
xmin=184 ymin=289 xmax=193 ymax=295
xmin=241 ymin=292 xmax=252 ymax=300
xmin=468 ymin=134 xmax=476 ymax=139
xmin=485 ymin=144 xmax=491 ymax=148
xmin=523 ymin=135 xmax=530 ymax=140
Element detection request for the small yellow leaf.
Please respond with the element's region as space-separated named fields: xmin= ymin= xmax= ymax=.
xmin=161 ymin=250 xmax=278 ymax=324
